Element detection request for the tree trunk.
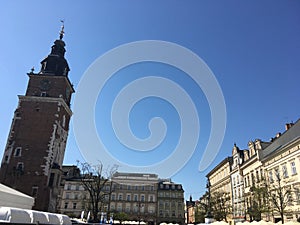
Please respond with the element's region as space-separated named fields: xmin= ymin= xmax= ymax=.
xmin=281 ymin=212 xmax=284 ymax=224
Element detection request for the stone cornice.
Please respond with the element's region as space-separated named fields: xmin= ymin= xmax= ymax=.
xmin=18 ymin=95 xmax=73 ymax=116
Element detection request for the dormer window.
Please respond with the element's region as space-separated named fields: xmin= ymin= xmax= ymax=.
xmin=42 ymin=62 xmax=47 ymax=70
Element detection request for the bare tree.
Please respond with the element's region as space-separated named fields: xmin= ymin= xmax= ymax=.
xmin=266 ymin=169 xmax=292 ymax=224
xmin=78 ymin=161 xmax=118 ymax=222
xmin=197 ymin=191 xmax=210 ymax=223
xmin=210 ymin=191 xmax=231 ymax=222
xmin=248 ymin=183 xmax=269 ymax=221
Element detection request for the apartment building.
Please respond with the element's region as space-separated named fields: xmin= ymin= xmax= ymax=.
xmin=261 ymin=122 xmax=300 ymax=222
xmin=206 ymin=156 xmax=233 ymax=221
xmin=157 ymin=179 xmax=185 ymax=225
xmin=57 ymin=171 xmax=185 ymax=225
xmin=110 ymin=172 xmax=158 ymax=224
xmin=204 ymin=119 xmax=300 ymax=223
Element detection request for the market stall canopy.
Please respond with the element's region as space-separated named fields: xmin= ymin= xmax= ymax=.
xmin=0 ymin=183 xmax=34 ymax=209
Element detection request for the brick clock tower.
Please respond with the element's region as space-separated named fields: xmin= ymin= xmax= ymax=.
xmin=0 ymin=25 xmax=74 ymax=212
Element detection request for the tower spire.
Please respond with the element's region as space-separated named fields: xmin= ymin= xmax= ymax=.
xmin=39 ymin=21 xmax=70 ymax=76
xmin=59 ymin=20 xmax=65 ymax=40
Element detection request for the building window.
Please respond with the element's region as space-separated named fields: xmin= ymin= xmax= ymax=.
xmin=16 ymin=162 xmax=24 ymax=171
xmin=260 ymin=168 xmax=264 ymax=179
xmin=31 ymin=186 xmax=38 ymax=198
xmin=269 ymin=171 xmax=274 ymax=183
xmin=256 ymin=170 xmax=260 ymax=182
xmin=171 ymin=201 xmax=175 ymax=207
xmin=118 ymin=194 xmax=123 ymax=201
xmin=111 ymin=194 xmax=115 ymax=201
xmin=149 ymin=195 xmax=154 ymax=202
xmin=287 ymin=191 xmax=293 ymax=206
xmin=282 ymin=165 xmax=288 ymax=178
xmin=291 ymin=161 xmax=297 ymax=175
xmin=172 ymin=210 xmax=176 ymax=217
xmin=62 ymin=115 xmax=66 ymax=127
xmin=165 ymin=210 xmax=169 ymax=217
xmin=148 ymin=206 xmax=155 ymax=214
xmin=274 ymin=168 xmax=280 ymax=180
xmin=110 ymin=205 xmax=115 ymax=211
xmin=134 ymin=194 xmax=138 ymax=201
xmin=48 ymin=173 xmax=55 ymax=187
xmin=296 ymin=189 xmax=300 ymax=205
xmin=159 ymin=200 xmax=163 ymax=207
xmin=66 ymin=193 xmax=70 ymax=199
xmin=67 ymin=184 xmax=71 ymax=190
xmin=117 ymin=204 xmax=122 ymax=212
xmin=140 ymin=205 xmax=145 ymax=213
xmin=165 ymin=201 xmax=169 ymax=208
xmin=251 ymin=173 xmax=255 ymax=185
xmin=14 ymin=147 xmax=22 ymax=157
xmin=41 ymin=92 xmax=47 ymax=97
xmin=64 ymin=202 xmax=68 ymax=209
xmin=127 ymin=194 xmax=131 ymax=201
xmin=73 ymin=203 xmax=77 ymax=209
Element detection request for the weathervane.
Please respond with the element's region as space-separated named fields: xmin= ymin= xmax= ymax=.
xmin=59 ymin=19 xmax=65 ymax=40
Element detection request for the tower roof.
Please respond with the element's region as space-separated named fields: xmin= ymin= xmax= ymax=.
xmin=39 ymin=22 xmax=70 ymax=76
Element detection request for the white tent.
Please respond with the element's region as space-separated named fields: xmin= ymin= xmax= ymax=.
xmin=0 ymin=183 xmax=34 ymax=209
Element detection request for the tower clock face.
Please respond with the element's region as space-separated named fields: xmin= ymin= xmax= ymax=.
xmin=40 ymin=79 xmax=51 ymax=91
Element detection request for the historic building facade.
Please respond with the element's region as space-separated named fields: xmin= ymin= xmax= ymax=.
xmin=204 ymin=119 xmax=300 ymax=223
xmin=261 ymin=122 xmax=300 ymax=222
xmin=57 ymin=170 xmax=185 ymax=225
xmin=58 ymin=166 xmax=85 ymax=217
xmin=157 ymin=179 xmax=185 ymax=225
xmin=0 ymin=26 xmax=74 ymax=211
xmin=185 ymin=196 xmax=196 ymax=224
xmin=206 ymin=156 xmax=233 ymax=222
xmin=230 ymin=144 xmax=246 ymax=222
xmin=110 ymin=172 xmax=158 ymax=224
xmin=240 ymin=139 xmax=271 ymax=221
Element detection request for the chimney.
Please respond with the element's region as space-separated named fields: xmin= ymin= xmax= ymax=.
xmin=285 ymin=123 xmax=294 ymax=131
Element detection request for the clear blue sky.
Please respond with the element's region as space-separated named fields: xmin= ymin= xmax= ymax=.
xmin=0 ymin=1 xmax=299 ymax=200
